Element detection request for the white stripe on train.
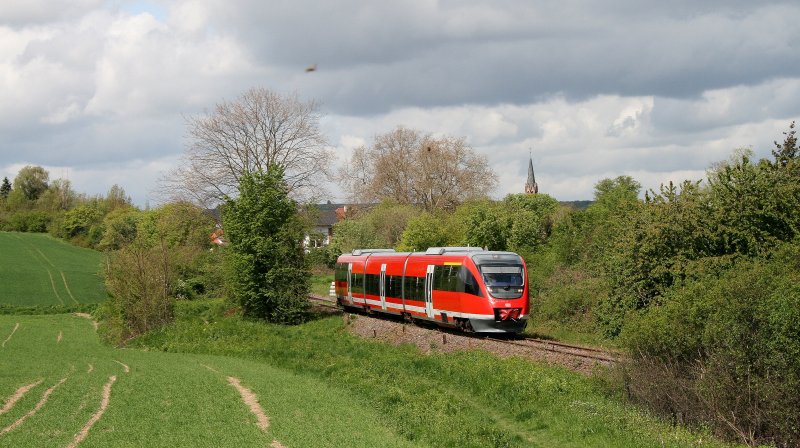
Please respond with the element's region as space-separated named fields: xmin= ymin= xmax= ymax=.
xmin=345 ymin=297 xmax=526 ymax=320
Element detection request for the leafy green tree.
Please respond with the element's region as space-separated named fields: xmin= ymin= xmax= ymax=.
xmin=224 ymin=167 xmax=310 ymax=323
xmin=397 ymin=212 xmax=451 ymax=251
xmin=37 ymin=179 xmax=75 ymax=212
xmin=137 ymin=202 xmax=214 ymax=249
xmin=328 ymin=218 xmax=380 ymax=255
xmin=503 ymin=193 xmax=560 ymax=255
xmin=13 ymin=165 xmax=49 ymax=201
xmin=364 ymin=201 xmax=419 ymax=248
xmin=772 ymin=120 xmax=798 ymax=167
xmin=99 ymin=208 xmax=142 ymax=251
xmin=0 ymin=177 xmax=10 ymax=199
xmin=60 ymin=202 xmax=104 ymax=239
xmin=461 ymin=201 xmax=507 ymax=250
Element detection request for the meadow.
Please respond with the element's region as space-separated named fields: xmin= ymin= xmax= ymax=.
xmin=0 ymin=314 xmax=417 ymax=447
xmin=0 ymin=233 xmax=106 ymax=307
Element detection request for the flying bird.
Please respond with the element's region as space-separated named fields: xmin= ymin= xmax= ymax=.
xmin=305 ymin=64 xmax=317 ymax=73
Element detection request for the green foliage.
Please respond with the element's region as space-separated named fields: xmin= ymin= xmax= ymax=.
xmin=223 ymin=168 xmax=310 ymax=324
xmin=136 ymin=202 xmax=214 ymax=249
xmin=12 ymin=165 xmax=49 ymax=201
xmin=4 ymin=210 xmax=50 ymax=232
xmin=461 ymin=201 xmax=508 ymax=250
xmin=503 ymin=193 xmax=560 ymax=256
xmin=59 ymin=201 xmax=104 ymax=239
xmin=772 ymin=120 xmax=798 ymax=167
xmin=328 ymin=218 xmax=380 ymax=255
xmin=0 ymin=176 xmax=10 ymax=198
xmin=99 ymin=207 xmax=142 ymax=250
xmin=326 ymin=201 xmax=421 ymax=258
xmin=622 ymin=245 xmax=800 ymax=447
xmin=397 ymin=211 xmax=451 ymax=251
xmin=104 ymin=239 xmax=176 ymax=338
xmin=364 ymin=201 xmax=419 ymax=248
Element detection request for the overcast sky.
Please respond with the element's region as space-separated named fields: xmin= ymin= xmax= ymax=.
xmin=1 ymin=0 xmax=798 ymax=206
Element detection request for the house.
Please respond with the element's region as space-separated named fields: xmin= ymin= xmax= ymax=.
xmin=304 ymin=202 xmax=350 ymax=248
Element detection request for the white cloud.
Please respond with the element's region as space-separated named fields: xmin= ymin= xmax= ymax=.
xmin=0 ymin=0 xmax=798 ymax=208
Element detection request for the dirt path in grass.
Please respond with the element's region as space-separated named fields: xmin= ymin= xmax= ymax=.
xmin=66 ymin=375 xmax=117 ymax=448
xmin=113 ymin=360 xmax=129 ymax=373
xmin=227 ymin=377 xmax=270 ymax=431
xmin=0 ymin=380 xmax=42 ymax=415
xmin=74 ymin=313 xmax=98 ymax=331
xmin=204 ymin=365 xmax=286 ymax=446
xmin=2 ymin=323 xmax=19 ymax=348
xmin=1 ymin=377 xmax=68 ymax=435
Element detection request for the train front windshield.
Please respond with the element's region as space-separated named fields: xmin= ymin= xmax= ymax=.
xmin=472 ymin=253 xmax=526 ymax=299
xmin=476 ymin=264 xmax=525 ymax=299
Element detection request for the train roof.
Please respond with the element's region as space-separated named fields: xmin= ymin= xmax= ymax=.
xmin=341 ymin=247 xmax=522 ymax=258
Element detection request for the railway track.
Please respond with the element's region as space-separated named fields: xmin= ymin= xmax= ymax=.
xmin=308 ymin=295 xmax=340 ymax=311
xmin=307 ymin=294 xmax=621 ymax=365
xmin=485 ymin=336 xmax=620 ymax=364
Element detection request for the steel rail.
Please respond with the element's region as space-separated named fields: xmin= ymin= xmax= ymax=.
xmin=309 ymin=294 xmax=620 ymax=364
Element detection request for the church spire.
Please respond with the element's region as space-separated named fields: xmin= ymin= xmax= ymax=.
xmin=525 ymin=150 xmax=538 ymax=194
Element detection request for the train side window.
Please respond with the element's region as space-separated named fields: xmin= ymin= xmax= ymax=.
xmin=405 ymin=275 xmax=423 ymax=301
xmin=352 ymin=273 xmax=363 ymax=294
xmin=458 ymin=267 xmax=482 ymax=297
xmin=388 ymin=276 xmax=401 ymax=298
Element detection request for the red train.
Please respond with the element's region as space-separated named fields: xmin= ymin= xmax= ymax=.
xmin=334 ymin=247 xmax=529 ymax=333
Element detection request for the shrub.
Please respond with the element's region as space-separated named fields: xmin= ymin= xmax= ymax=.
xmin=621 ymin=245 xmax=800 ymax=447
xmin=6 ymin=210 xmax=50 ymax=232
xmin=104 ymin=241 xmax=176 ymax=339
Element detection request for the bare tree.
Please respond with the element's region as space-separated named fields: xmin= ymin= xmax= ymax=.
xmin=339 ymin=127 xmax=498 ymax=210
xmin=161 ymin=88 xmax=330 ymax=206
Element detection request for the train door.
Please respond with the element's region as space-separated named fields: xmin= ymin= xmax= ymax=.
xmin=424 ymin=264 xmax=435 ymax=319
xmin=380 ymin=264 xmax=387 ymax=311
xmin=347 ymin=263 xmax=353 ymax=305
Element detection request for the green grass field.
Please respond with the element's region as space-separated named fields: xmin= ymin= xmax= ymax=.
xmin=0 ymin=314 xmax=419 ymax=447
xmin=0 ymin=232 xmax=106 ymax=306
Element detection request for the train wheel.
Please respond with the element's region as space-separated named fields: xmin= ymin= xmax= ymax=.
xmin=455 ymin=318 xmax=474 ymax=333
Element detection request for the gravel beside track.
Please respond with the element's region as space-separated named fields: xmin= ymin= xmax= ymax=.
xmin=309 ymin=295 xmax=619 ymax=375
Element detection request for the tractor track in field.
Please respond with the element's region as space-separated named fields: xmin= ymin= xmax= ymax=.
xmin=60 ymin=272 xmax=79 ymax=305
xmin=1 ymin=376 xmax=68 ymax=436
xmin=309 ymin=294 xmax=621 ymax=374
xmin=0 ymin=380 xmax=43 ymax=416
xmin=2 ymin=323 xmax=19 ymax=348
xmin=203 ymin=365 xmax=287 ymax=447
xmin=66 ymin=375 xmax=117 ymax=448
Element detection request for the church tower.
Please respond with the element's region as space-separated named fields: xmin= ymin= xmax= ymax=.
xmin=525 ymin=155 xmax=538 ymax=194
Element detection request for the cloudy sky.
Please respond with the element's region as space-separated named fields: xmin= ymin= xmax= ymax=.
xmin=1 ymin=0 xmax=799 ymax=206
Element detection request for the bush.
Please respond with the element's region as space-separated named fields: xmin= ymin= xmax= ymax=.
xmin=104 ymin=241 xmax=176 ymax=339
xmin=5 ymin=210 xmax=50 ymax=232
xmin=621 ymin=245 xmax=800 ymax=447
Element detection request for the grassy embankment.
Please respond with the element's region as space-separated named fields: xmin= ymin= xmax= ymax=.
xmin=132 ymin=299 xmax=743 ymax=448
